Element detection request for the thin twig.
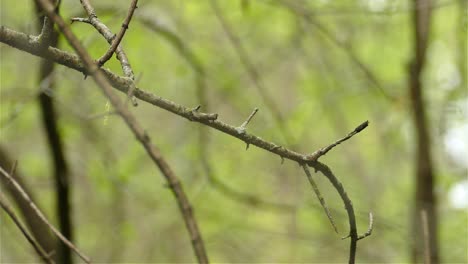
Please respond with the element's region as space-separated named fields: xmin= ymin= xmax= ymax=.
xmin=33 ymin=1 xmax=209 ymax=263
xmin=306 ymin=121 xmax=369 ymax=162
xmin=0 ymin=195 xmax=54 ymax=264
xmin=0 ymin=165 xmax=91 ymax=263
xmin=301 ymin=163 xmax=339 ymax=233
xmin=76 ymin=0 xmax=137 ymax=105
xmin=237 ymin=107 xmax=259 ymax=133
xmin=357 ymin=212 xmax=374 ymax=240
xmin=0 ymin=26 xmax=369 ymax=169
xmin=97 ymin=0 xmax=138 ymax=66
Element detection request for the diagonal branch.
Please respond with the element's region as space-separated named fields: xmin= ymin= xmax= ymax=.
xmin=0 ymin=195 xmax=54 ymax=264
xmin=97 ymin=0 xmax=138 ymax=67
xmin=74 ymin=0 xmax=135 ymax=80
xmin=33 ymin=1 xmax=209 ymax=263
xmin=0 ymin=24 xmax=367 ymax=173
xmin=137 ymin=15 xmax=296 ymax=212
xmin=0 ymin=166 xmax=91 ymax=263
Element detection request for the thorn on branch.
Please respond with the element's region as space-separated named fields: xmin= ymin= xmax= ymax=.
xmin=246 ymin=143 xmax=250 ymax=150
xmin=187 ymin=105 xmax=218 ymax=122
xmin=97 ymin=0 xmax=139 ymax=67
xmin=237 ymin=107 xmax=258 ymax=134
xmin=306 ymin=120 xmax=369 ymax=163
xmin=357 ymin=212 xmax=374 ymax=240
xmin=280 ymin=156 xmax=284 ymax=164
xmin=70 ymin=17 xmax=91 ymax=24
xmin=192 ymin=105 xmax=201 ymax=112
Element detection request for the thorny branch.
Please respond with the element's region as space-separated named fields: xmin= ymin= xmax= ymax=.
xmin=1 ymin=5 xmax=373 ymax=262
xmin=72 ymin=0 xmax=137 ymax=105
xmin=0 ymin=166 xmax=91 ymax=263
xmin=0 ymin=24 xmax=357 ymax=174
xmin=137 ymin=15 xmax=297 ymax=212
xmin=33 ymin=1 xmax=209 ymax=263
xmin=97 ymin=0 xmax=139 ymax=67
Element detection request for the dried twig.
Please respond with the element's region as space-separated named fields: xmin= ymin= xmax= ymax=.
xmin=138 ymin=16 xmax=295 ymax=212
xmin=0 ymin=166 xmax=91 ymax=263
xmin=1 ymin=23 xmax=373 ymax=263
xmin=97 ymin=0 xmax=138 ymax=66
xmin=0 ymin=26 xmax=368 ymax=173
xmin=0 ymin=195 xmax=54 ymax=264
xmin=237 ymin=108 xmax=259 ymax=133
xmin=74 ymin=0 xmax=137 ymax=105
xmin=306 ymin=121 xmax=369 ymax=162
xmin=33 ymin=1 xmax=209 ymax=263
xmin=75 ymin=0 xmax=134 ymax=79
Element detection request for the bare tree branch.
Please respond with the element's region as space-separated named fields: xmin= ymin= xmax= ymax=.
xmin=0 ymin=25 xmax=364 ymax=172
xmin=0 ymin=165 xmax=91 ymax=263
xmin=97 ymin=0 xmax=138 ymax=67
xmin=74 ymin=0 xmax=135 ymax=80
xmin=0 ymin=147 xmax=56 ymax=257
xmin=0 ymin=195 xmax=54 ymax=264
xmin=1 ymin=17 xmax=371 ymax=262
xmin=33 ymin=1 xmax=209 ymax=262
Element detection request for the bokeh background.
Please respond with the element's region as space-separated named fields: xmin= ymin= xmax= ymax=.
xmin=1 ymin=0 xmax=467 ymax=263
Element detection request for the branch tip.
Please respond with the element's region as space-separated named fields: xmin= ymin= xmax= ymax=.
xmin=238 ymin=107 xmax=259 ymax=133
xmin=357 ymin=212 xmax=374 ymax=240
xmin=306 ymin=120 xmax=369 ymax=162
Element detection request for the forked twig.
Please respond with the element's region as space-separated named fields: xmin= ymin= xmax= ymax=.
xmin=97 ymin=0 xmax=138 ymax=66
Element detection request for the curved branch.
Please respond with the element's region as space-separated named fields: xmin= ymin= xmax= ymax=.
xmin=310 ymin=161 xmax=358 ymax=264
